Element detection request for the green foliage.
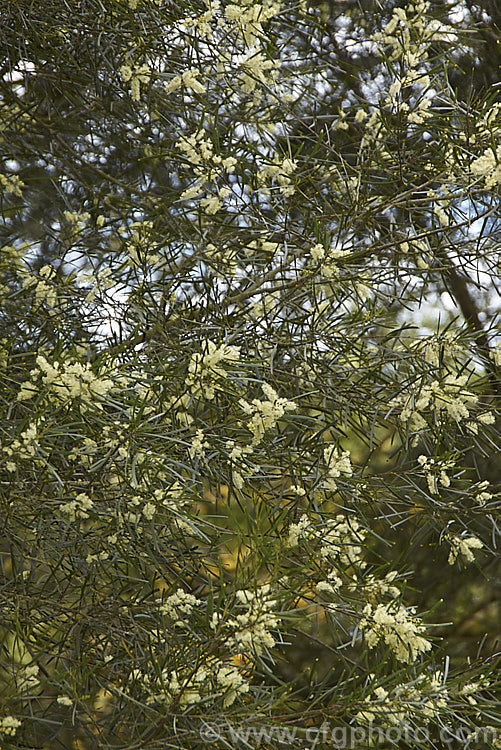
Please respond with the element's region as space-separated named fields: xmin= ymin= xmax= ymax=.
xmin=0 ymin=0 xmax=500 ymax=748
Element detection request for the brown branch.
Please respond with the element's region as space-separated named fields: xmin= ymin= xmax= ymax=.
xmin=442 ymin=258 xmax=501 ymax=396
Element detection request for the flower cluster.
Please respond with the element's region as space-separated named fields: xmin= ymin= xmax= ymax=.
xmin=186 ymin=339 xmax=240 ymax=400
xmin=176 ymin=128 xmax=237 ymax=213
xmin=0 ymin=172 xmax=24 ymax=197
xmin=310 ymin=243 xmax=350 ymax=279
xmin=57 ymin=696 xmax=73 ymax=707
xmin=257 ymin=154 xmax=297 ymax=196
xmin=323 ymin=445 xmax=353 ymax=490
xmin=417 ymin=454 xmax=455 ymax=495
xmin=226 ymin=440 xmax=254 ymax=490
xmin=188 ymin=429 xmax=209 ymax=461
xmin=230 ymin=585 xmax=280 ymax=652
xmin=131 ymin=656 xmax=249 ymax=708
xmin=394 ymin=373 xmax=479 ymax=433
xmin=211 ymin=584 xmax=281 ymax=654
xmin=122 ymin=220 xmax=162 ymax=269
xmin=236 ymin=49 xmax=280 ymax=95
xmin=319 ymin=516 xmax=367 ymax=571
xmin=224 ymin=0 xmax=282 ymax=47
xmin=375 ymin=0 xmax=455 ymax=66
xmin=0 ymin=716 xmax=21 ymax=737
xmin=2 ymin=422 xmax=40 ymax=470
xmin=357 ymin=671 xmax=449 ymax=726
xmin=60 ymin=492 xmax=94 ymax=521
xmin=446 ymin=534 xmax=483 ymax=565
xmin=164 ymin=67 xmax=206 ymax=95
xmin=287 ymin=514 xmax=367 ymax=594
xmin=120 ymin=63 xmax=151 ymax=101
xmin=351 ymin=571 xmax=400 ymax=604
xmin=27 ymin=265 xmax=58 ymax=309
xmin=239 ymin=383 xmax=296 ymax=445
xmin=17 ymin=354 xmax=114 ymax=408
xmin=470 ymin=146 xmax=501 ymax=190
xmin=158 ymin=588 xmax=202 ymax=627
xmin=360 ymin=601 xmax=432 ymax=663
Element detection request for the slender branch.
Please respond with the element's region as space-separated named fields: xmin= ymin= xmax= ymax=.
xmin=440 ymin=253 xmax=500 ymax=396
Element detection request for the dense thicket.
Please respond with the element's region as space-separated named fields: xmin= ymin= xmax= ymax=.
xmin=0 ymin=1 xmax=500 ymax=748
